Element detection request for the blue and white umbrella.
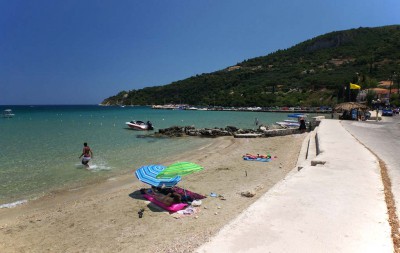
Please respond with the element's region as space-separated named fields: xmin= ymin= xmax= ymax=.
xmin=135 ymin=164 xmax=181 ymax=188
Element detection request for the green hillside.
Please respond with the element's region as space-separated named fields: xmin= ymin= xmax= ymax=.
xmin=101 ymin=25 xmax=400 ymax=107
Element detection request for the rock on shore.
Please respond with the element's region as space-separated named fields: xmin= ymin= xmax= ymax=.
xmin=155 ymin=125 xmax=302 ymax=138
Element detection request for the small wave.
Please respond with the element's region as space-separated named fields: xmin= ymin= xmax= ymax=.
xmin=0 ymin=199 xmax=28 ymax=209
xmin=88 ymin=164 xmax=112 ymax=172
xmin=75 ymin=156 xmax=112 ymax=172
xmin=75 ymin=163 xmax=112 ymax=171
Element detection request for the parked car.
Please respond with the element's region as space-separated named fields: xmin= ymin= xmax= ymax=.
xmin=382 ymin=108 xmax=393 ymax=116
xmin=393 ymin=108 xmax=399 ymax=114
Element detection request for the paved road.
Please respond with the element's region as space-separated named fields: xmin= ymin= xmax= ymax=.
xmin=341 ymin=115 xmax=400 ymax=218
xmin=197 ymin=119 xmax=393 ymax=253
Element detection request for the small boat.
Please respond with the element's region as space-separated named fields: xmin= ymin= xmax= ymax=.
xmin=284 ymin=119 xmax=299 ymax=123
xmin=287 ymin=113 xmax=307 ymax=118
xmin=276 ymin=121 xmax=300 ymax=127
xmin=277 ymin=113 xmax=308 ymax=127
xmin=2 ymin=109 xmax=15 ymax=118
xmin=126 ymin=120 xmax=154 ymax=130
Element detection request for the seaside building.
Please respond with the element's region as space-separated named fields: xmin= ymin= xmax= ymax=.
xmin=366 ymin=86 xmax=398 ymax=106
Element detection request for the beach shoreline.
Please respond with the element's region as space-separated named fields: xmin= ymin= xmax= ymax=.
xmin=0 ymin=134 xmax=306 ymax=253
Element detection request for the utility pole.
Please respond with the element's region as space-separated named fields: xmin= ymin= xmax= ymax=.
xmin=348 ymin=83 xmax=351 ymax=102
xmin=389 ymin=74 xmax=393 ymax=105
xmin=356 ymin=72 xmax=360 ymax=84
xmin=356 ymin=72 xmax=360 ymax=102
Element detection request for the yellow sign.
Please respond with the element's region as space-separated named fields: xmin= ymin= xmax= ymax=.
xmin=350 ymin=83 xmax=361 ymax=89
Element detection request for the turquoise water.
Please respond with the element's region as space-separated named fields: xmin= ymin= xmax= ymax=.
xmin=0 ymin=105 xmax=300 ymax=206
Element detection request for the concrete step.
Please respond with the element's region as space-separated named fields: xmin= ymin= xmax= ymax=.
xmin=307 ymin=129 xmax=317 ymax=160
xmin=296 ymin=127 xmax=319 ymax=171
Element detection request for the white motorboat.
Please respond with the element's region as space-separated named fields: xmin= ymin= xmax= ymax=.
xmin=287 ymin=113 xmax=307 ymax=118
xmin=276 ymin=113 xmax=308 ymax=128
xmin=2 ymin=109 xmax=15 ymax=118
xmin=276 ymin=121 xmax=300 ymax=127
xmin=283 ymin=119 xmax=299 ymax=123
xmin=126 ymin=120 xmax=154 ymax=130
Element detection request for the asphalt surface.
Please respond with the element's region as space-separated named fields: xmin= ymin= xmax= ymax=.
xmin=341 ymin=115 xmax=400 ymax=220
xmin=196 ymin=119 xmax=394 ymax=253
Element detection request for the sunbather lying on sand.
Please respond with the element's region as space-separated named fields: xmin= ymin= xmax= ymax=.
xmin=144 ymin=187 xmax=182 ymax=206
xmin=243 ymin=153 xmax=271 ymax=159
xmin=153 ymin=192 xmax=182 ymax=206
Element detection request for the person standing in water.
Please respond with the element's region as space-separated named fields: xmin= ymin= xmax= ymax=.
xmin=254 ymin=117 xmax=259 ymax=126
xmin=79 ymin=142 xmax=93 ymax=168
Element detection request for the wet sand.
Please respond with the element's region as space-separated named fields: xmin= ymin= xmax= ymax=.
xmin=0 ymin=134 xmax=306 ymax=253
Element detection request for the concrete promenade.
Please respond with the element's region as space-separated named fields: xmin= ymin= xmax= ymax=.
xmin=196 ymin=119 xmax=393 ymax=253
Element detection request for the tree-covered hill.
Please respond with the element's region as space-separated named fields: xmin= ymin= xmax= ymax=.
xmin=101 ymin=25 xmax=400 ymax=107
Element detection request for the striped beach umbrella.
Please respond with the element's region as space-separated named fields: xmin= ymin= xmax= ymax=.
xmin=156 ymin=162 xmax=204 ymax=179
xmin=135 ymin=164 xmax=181 ymax=187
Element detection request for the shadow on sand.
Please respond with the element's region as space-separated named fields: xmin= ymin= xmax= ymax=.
xmin=128 ymin=189 xmax=166 ymax=213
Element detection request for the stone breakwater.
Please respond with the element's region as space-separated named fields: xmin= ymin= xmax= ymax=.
xmin=155 ymin=125 xmax=303 ymax=138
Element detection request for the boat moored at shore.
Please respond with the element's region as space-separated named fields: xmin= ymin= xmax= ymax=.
xmin=126 ymin=120 xmax=154 ymax=130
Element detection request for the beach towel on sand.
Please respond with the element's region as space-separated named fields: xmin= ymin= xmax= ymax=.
xmin=171 ymin=186 xmax=206 ymax=200
xmin=142 ymin=193 xmax=188 ymax=212
xmin=242 ymin=153 xmax=272 ymax=162
xmin=243 ymin=157 xmax=271 ymax=162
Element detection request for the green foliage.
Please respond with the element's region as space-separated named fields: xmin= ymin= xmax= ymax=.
xmin=391 ymin=93 xmax=400 ymax=107
xmin=102 ymin=25 xmax=400 ymax=107
xmin=365 ymin=90 xmax=377 ymax=105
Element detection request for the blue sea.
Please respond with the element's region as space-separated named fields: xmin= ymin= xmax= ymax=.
xmin=0 ymin=105 xmax=303 ymax=207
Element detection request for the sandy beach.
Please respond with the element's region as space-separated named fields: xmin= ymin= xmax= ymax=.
xmin=0 ymin=134 xmax=306 ymax=253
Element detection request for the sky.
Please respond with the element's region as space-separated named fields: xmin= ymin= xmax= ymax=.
xmin=1 ymin=0 xmax=400 ymax=105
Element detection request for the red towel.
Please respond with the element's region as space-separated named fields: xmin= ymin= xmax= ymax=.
xmin=172 ymin=186 xmax=206 ymax=200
